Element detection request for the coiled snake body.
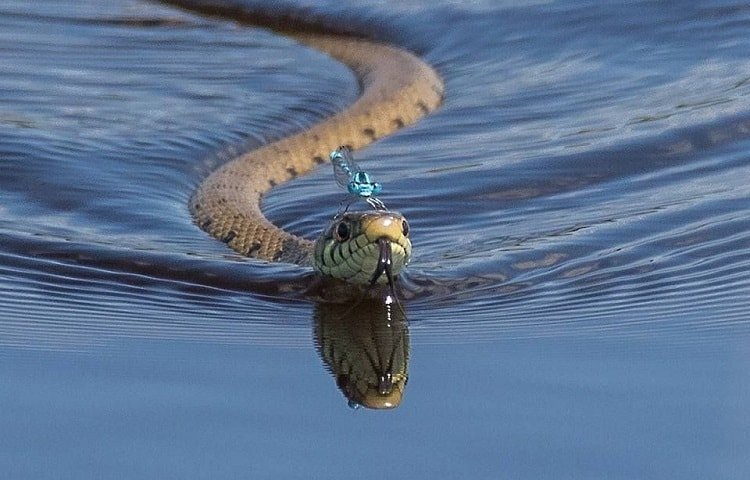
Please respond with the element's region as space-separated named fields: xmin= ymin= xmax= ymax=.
xmin=165 ymin=1 xmax=444 ymax=284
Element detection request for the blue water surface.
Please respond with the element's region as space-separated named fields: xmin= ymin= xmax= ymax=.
xmin=1 ymin=0 xmax=749 ymax=478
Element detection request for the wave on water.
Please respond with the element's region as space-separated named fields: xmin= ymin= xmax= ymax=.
xmin=0 ymin=0 xmax=749 ymax=351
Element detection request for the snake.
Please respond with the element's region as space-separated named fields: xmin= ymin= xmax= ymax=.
xmin=162 ymin=0 xmax=444 ymax=284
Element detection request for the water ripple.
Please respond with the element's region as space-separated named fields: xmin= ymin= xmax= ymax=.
xmin=1 ymin=0 xmax=749 ymax=351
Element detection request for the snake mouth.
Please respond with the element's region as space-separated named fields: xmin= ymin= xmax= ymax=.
xmin=370 ymin=238 xmax=394 ymax=287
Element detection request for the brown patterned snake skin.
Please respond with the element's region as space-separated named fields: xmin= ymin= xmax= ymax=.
xmin=162 ymin=1 xmax=444 ymax=282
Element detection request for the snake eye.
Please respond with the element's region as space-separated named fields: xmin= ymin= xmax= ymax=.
xmin=401 ymin=219 xmax=410 ymax=237
xmin=334 ymin=221 xmax=350 ymax=242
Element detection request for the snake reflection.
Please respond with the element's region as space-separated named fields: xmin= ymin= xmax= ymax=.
xmin=314 ymin=294 xmax=409 ymax=410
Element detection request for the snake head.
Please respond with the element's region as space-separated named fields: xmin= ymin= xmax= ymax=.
xmin=313 ymin=211 xmax=411 ymax=285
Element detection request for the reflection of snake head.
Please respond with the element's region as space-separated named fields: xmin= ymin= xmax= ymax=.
xmin=314 ymin=297 xmax=409 ymax=409
xmin=313 ymin=211 xmax=411 ymax=285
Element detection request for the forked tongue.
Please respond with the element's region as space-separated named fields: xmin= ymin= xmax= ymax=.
xmin=370 ymin=238 xmax=393 ymax=287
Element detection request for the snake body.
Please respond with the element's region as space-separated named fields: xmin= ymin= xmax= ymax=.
xmin=166 ymin=1 xmax=444 ymax=281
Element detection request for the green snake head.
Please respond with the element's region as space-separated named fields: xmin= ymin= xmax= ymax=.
xmin=313 ymin=211 xmax=411 ymax=285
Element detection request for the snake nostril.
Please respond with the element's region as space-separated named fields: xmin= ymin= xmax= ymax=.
xmin=401 ymin=219 xmax=410 ymax=237
xmin=335 ymin=221 xmax=350 ymax=242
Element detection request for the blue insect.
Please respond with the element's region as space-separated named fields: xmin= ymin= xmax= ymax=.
xmin=330 ymin=146 xmax=387 ymax=210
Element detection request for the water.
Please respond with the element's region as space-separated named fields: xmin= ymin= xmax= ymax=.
xmin=1 ymin=0 xmax=749 ymax=477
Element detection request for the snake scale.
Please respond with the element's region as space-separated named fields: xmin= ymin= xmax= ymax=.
xmin=162 ymin=0 xmax=444 ymax=283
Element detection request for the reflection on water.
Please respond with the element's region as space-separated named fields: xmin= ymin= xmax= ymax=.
xmin=314 ymin=289 xmax=409 ymax=410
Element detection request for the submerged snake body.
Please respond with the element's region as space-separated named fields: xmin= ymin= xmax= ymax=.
xmin=171 ymin=1 xmax=444 ymax=279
